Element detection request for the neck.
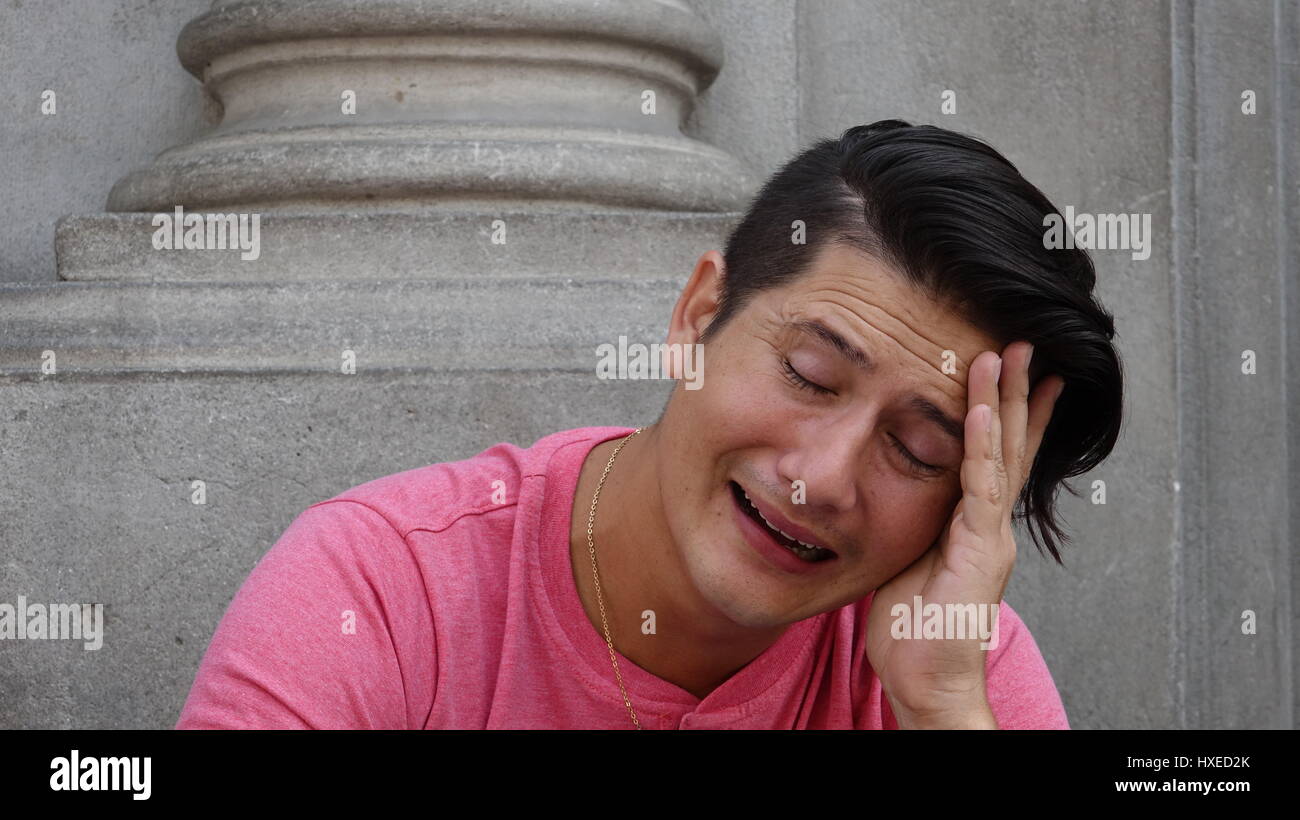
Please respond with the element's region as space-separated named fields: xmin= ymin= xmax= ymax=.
xmin=569 ymin=423 xmax=786 ymax=701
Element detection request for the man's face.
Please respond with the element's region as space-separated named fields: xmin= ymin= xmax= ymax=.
xmin=656 ymin=241 xmax=1001 ymax=629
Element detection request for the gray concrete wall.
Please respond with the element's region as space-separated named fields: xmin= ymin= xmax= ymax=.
xmin=1283 ymin=0 xmax=1300 ymax=734
xmin=0 ymin=0 xmax=1293 ymax=728
xmin=1169 ymin=0 xmax=1296 ymax=729
xmin=0 ymin=0 xmax=213 ymax=283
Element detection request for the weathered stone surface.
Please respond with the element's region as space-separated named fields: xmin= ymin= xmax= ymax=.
xmin=106 ymin=0 xmax=755 ymax=215
xmin=56 ymin=211 xmax=737 ymax=282
xmin=0 ymin=275 xmax=683 ymax=374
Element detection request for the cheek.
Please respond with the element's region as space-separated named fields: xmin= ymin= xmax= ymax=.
xmin=862 ymin=481 xmax=957 ymax=559
xmin=692 ymin=353 xmax=788 ymax=434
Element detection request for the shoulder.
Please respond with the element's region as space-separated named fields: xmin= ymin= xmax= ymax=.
xmin=984 ymin=599 xmax=1070 ymax=729
xmin=985 ymin=599 xmax=1038 ymax=670
xmin=313 ymin=426 xmax=623 ymax=539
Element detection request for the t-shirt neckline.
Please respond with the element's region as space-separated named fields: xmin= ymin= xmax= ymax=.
xmin=535 ymin=425 xmax=824 ymax=721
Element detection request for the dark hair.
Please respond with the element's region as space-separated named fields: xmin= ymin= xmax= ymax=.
xmin=700 ymin=119 xmax=1123 ymax=564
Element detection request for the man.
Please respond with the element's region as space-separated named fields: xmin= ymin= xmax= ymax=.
xmin=176 ymin=120 xmax=1123 ymax=729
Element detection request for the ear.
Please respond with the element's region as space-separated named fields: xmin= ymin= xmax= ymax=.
xmin=664 ymin=250 xmax=724 ymax=378
xmin=671 ymin=250 xmax=725 ymax=344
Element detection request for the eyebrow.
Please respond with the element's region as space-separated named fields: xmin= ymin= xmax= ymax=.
xmin=790 ymin=319 xmax=876 ymax=374
xmin=789 ymin=319 xmax=966 ymax=443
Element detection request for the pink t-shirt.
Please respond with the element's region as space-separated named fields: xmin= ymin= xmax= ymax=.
xmin=176 ymin=425 xmax=1069 ymax=729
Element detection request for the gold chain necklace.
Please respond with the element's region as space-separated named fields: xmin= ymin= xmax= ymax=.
xmin=585 ymin=427 xmax=644 ymax=730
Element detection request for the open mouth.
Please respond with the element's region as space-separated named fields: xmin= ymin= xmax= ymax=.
xmin=729 ymin=481 xmax=836 ymax=563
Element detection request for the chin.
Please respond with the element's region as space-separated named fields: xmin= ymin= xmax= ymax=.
xmin=679 ymin=537 xmax=819 ymax=630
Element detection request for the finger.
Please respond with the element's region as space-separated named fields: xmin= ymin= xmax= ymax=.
xmin=968 ymin=351 xmax=1008 ymax=509
xmin=958 ymin=402 xmax=1004 ymax=545
xmin=967 ymin=350 xmax=1002 ymax=419
xmin=998 ymin=341 xmax=1033 ymax=495
xmin=1024 ymin=375 xmax=1066 ymax=467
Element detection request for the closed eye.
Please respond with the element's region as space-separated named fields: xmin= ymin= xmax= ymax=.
xmin=888 ymin=434 xmax=941 ymax=475
xmin=781 ymin=358 xmax=834 ymax=395
xmin=783 ymin=355 xmax=943 ymax=476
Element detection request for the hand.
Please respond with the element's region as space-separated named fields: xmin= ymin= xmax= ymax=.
xmin=865 ymin=341 xmax=1064 ymax=728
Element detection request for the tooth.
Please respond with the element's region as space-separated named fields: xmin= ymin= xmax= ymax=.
xmin=742 ymin=490 xmax=823 ymax=551
xmin=755 ymin=508 xmax=817 ymax=550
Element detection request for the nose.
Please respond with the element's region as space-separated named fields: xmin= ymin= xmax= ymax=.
xmin=775 ymin=420 xmax=864 ymax=513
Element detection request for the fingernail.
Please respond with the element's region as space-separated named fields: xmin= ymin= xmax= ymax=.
xmin=984 ymin=404 xmax=993 ymax=433
xmin=1026 ymin=343 xmax=1034 ymax=368
xmin=993 ymin=357 xmax=1003 ymax=384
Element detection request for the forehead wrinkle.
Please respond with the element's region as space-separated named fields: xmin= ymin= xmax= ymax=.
xmin=796 ymin=285 xmax=979 ymax=395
